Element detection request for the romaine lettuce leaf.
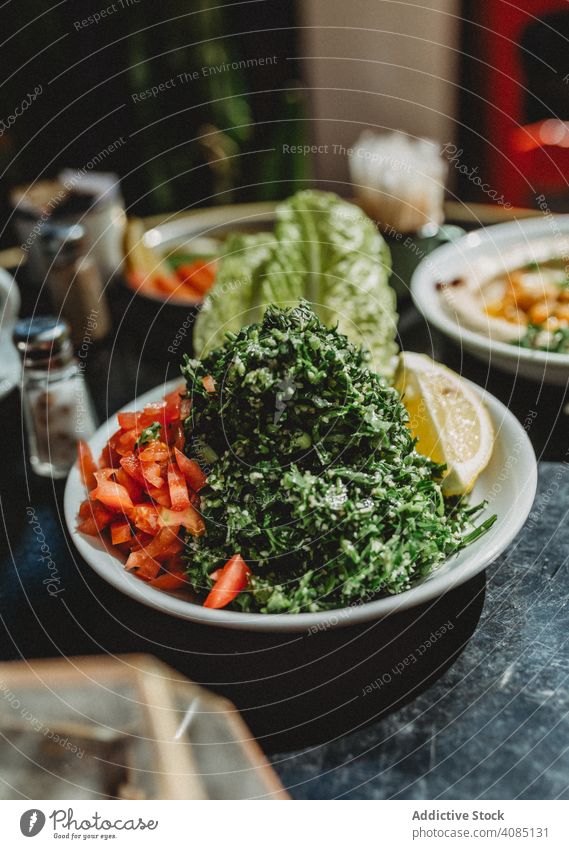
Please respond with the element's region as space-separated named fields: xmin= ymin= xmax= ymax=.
xmin=193 ymin=190 xmax=398 ymax=376
xmin=193 ymin=231 xmax=274 ymax=355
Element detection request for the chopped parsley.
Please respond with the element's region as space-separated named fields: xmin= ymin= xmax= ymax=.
xmin=515 ymin=323 xmax=569 ymax=354
xmin=181 ymin=301 xmax=493 ymax=613
xmin=136 ymin=421 xmax=161 ymax=448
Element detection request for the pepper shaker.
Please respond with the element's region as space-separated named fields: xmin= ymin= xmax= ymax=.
xmin=13 ymin=316 xmax=97 ymax=478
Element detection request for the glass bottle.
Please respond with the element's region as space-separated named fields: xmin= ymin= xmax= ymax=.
xmin=13 ymin=316 xmax=97 ymax=478
xmin=40 ymin=222 xmax=111 ymax=346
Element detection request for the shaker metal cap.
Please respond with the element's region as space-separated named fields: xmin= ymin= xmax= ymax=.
xmin=13 ymin=316 xmax=73 ymax=367
xmin=40 ymin=222 xmax=86 ymax=262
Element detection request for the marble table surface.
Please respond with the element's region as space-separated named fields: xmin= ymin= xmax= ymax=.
xmin=269 ymin=461 xmax=569 ymax=798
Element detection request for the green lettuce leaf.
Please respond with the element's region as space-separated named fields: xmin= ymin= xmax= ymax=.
xmin=193 ymin=190 xmax=397 ymax=376
xmin=193 ymin=231 xmax=274 ymax=355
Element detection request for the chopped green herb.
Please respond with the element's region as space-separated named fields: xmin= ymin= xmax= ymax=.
xmin=182 ymin=301 xmax=493 ymax=613
xmin=515 ymin=322 xmax=569 ymax=354
xmin=136 ymin=421 xmax=161 ymax=448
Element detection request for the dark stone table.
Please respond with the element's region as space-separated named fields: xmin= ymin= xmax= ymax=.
xmin=1 ymin=267 xmax=568 ymax=799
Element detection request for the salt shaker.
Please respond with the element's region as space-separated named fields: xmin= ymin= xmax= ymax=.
xmin=13 ymin=317 xmax=97 ymax=478
xmin=40 ymin=222 xmax=111 ymax=345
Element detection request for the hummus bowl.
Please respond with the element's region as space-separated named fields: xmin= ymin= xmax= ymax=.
xmin=411 ymin=215 xmax=569 ymax=385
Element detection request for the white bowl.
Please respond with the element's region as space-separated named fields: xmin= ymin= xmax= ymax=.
xmin=411 ymin=215 xmax=569 ymax=385
xmin=64 ymin=379 xmax=537 ymax=632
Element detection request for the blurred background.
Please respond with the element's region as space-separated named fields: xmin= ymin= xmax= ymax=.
xmin=3 ymin=0 xmax=569 ymax=245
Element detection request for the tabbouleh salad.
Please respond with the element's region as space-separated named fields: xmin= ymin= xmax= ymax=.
xmin=182 ymin=301 xmax=493 ymax=613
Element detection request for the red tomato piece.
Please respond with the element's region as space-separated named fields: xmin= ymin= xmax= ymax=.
xmin=150 ymin=571 xmax=187 ymax=590
xmin=154 ymin=272 xmax=181 ymax=296
xmin=203 ymin=554 xmax=251 ymax=609
xmin=99 ymin=430 xmax=121 ymax=469
xmin=120 ymin=454 xmax=145 ymax=485
xmin=167 ymin=463 xmax=190 ymax=510
xmin=159 ymin=506 xmax=205 ymax=536
xmin=139 ymin=527 xmax=183 ymax=561
xmin=111 ymin=520 xmax=132 ymax=545
xmin=140 ymin=461 xmax=164 ymax=489
xmin=115 ymin=429 xmax=139 ymax=457
xmin=77 ymin=500 xmax=114 ymax=534
xmin=140 ymin=401 xmax=167 ymax=427
xmin=117 ymin=411 xmax=139 ymax=430
xmin=132 ymin=503 xmax=161 ymax=536
xmin=176 ymin=260 xmax=217 ymax=295
xmin=89 ymin=478 xmax=134 ymax=515
xmin=163 ymin=387 xmax=184 ymax=421
xmin=145 ymin=484 xmax=171 ymax=508
xmin=77 ymin=440 xmax=97 ymax=491
xmin=174 ymin=448 xmax=207 ymax=491
xmin=202 ymin=375 xmax=216 ymax=393
xmin=115 ymin=468 xmax=144 ymax=503
xmin=139 ymin=441 xmax=169 ymax=463
xmin=77 ymin=516 xmax=99 ymax=536
xmin=125 ymin=550 xmax=161 ymax=580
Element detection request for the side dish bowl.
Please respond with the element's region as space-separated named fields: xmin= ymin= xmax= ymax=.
xmin=411 ymin=215 xmax=569 ymax=384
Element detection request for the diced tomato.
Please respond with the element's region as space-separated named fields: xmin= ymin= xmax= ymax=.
xmin=77 ymin=500 xmax=114 ymax=535
xmin=99 ymin=430 xmax=121 ymax=469
xmin=135 ymin=527 xmax=184 ymax=562
xmin=167 ymin=463 xmax=190 ymax=510
xmin=202 ymin=375 xmax=216 ymax=393
xmin=80 ymin=495 xmax=114 ymax=526
xmin=89 ymin=478 xmax=134 ymax=515
xmin=141 ymin=401 xmax=167 ymax=426
xmin=176 ymin=260 xmax=217 ymax=295
xmin=145 ymin=484 xmax=171 ymax=507
xmin=117 ymin=411 xmax=139 ymax=430
xmin=128 ymin=530 xmax=155 ymax=552
xmin=163 ymin=387 xmax=184 ymax=421
xmin=120 ymin=454 xmax=145 ymax=485
xmin=150 ymin=572 xmax=187 ymax=590
xmin=174 ymin=448 xmax=207 ymax=491
xmin=77 ymin=440 xmax=97 ymax=491
xmin=132 ymin=503 xmax=161 ymax=536
xmin=203 ymin=554 xmax=251 ymax=609
xmin=139 ymin=441 xmax=169 ymax=462
xmin=125 ymin=550 xmax=161 ymax=580
xmin=140 ymin=460 xmax=164 ymax=489
xmin=111 ymin=520 xmax=132 ymax=545
xmin=77 ymin=516 xmax=99 ymax=536
xmin=115 ymin=468 xmax=144 ymax=502
xmin=115 ymin=429 xmax=139 ymax=456
xmin=159 ymin=505 xmax=205 ymax=536
xmin=154 ymin=272 xmax=181 ymax=296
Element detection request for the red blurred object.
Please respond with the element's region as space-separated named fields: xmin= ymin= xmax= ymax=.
xmin=510 ymin=119 xmax=569 ymax=191
xmin=476 ymin=1 xmax=569 ymax=206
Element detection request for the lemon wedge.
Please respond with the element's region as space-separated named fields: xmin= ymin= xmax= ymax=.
xmin=394 ymin=352 xmax=494 ymax=496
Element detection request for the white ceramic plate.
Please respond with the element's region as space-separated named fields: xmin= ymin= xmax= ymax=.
xmin=411 ymin=215 xmax=569 ymax=385
xmin=64 ymin=378 xmax=537 ymax=632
